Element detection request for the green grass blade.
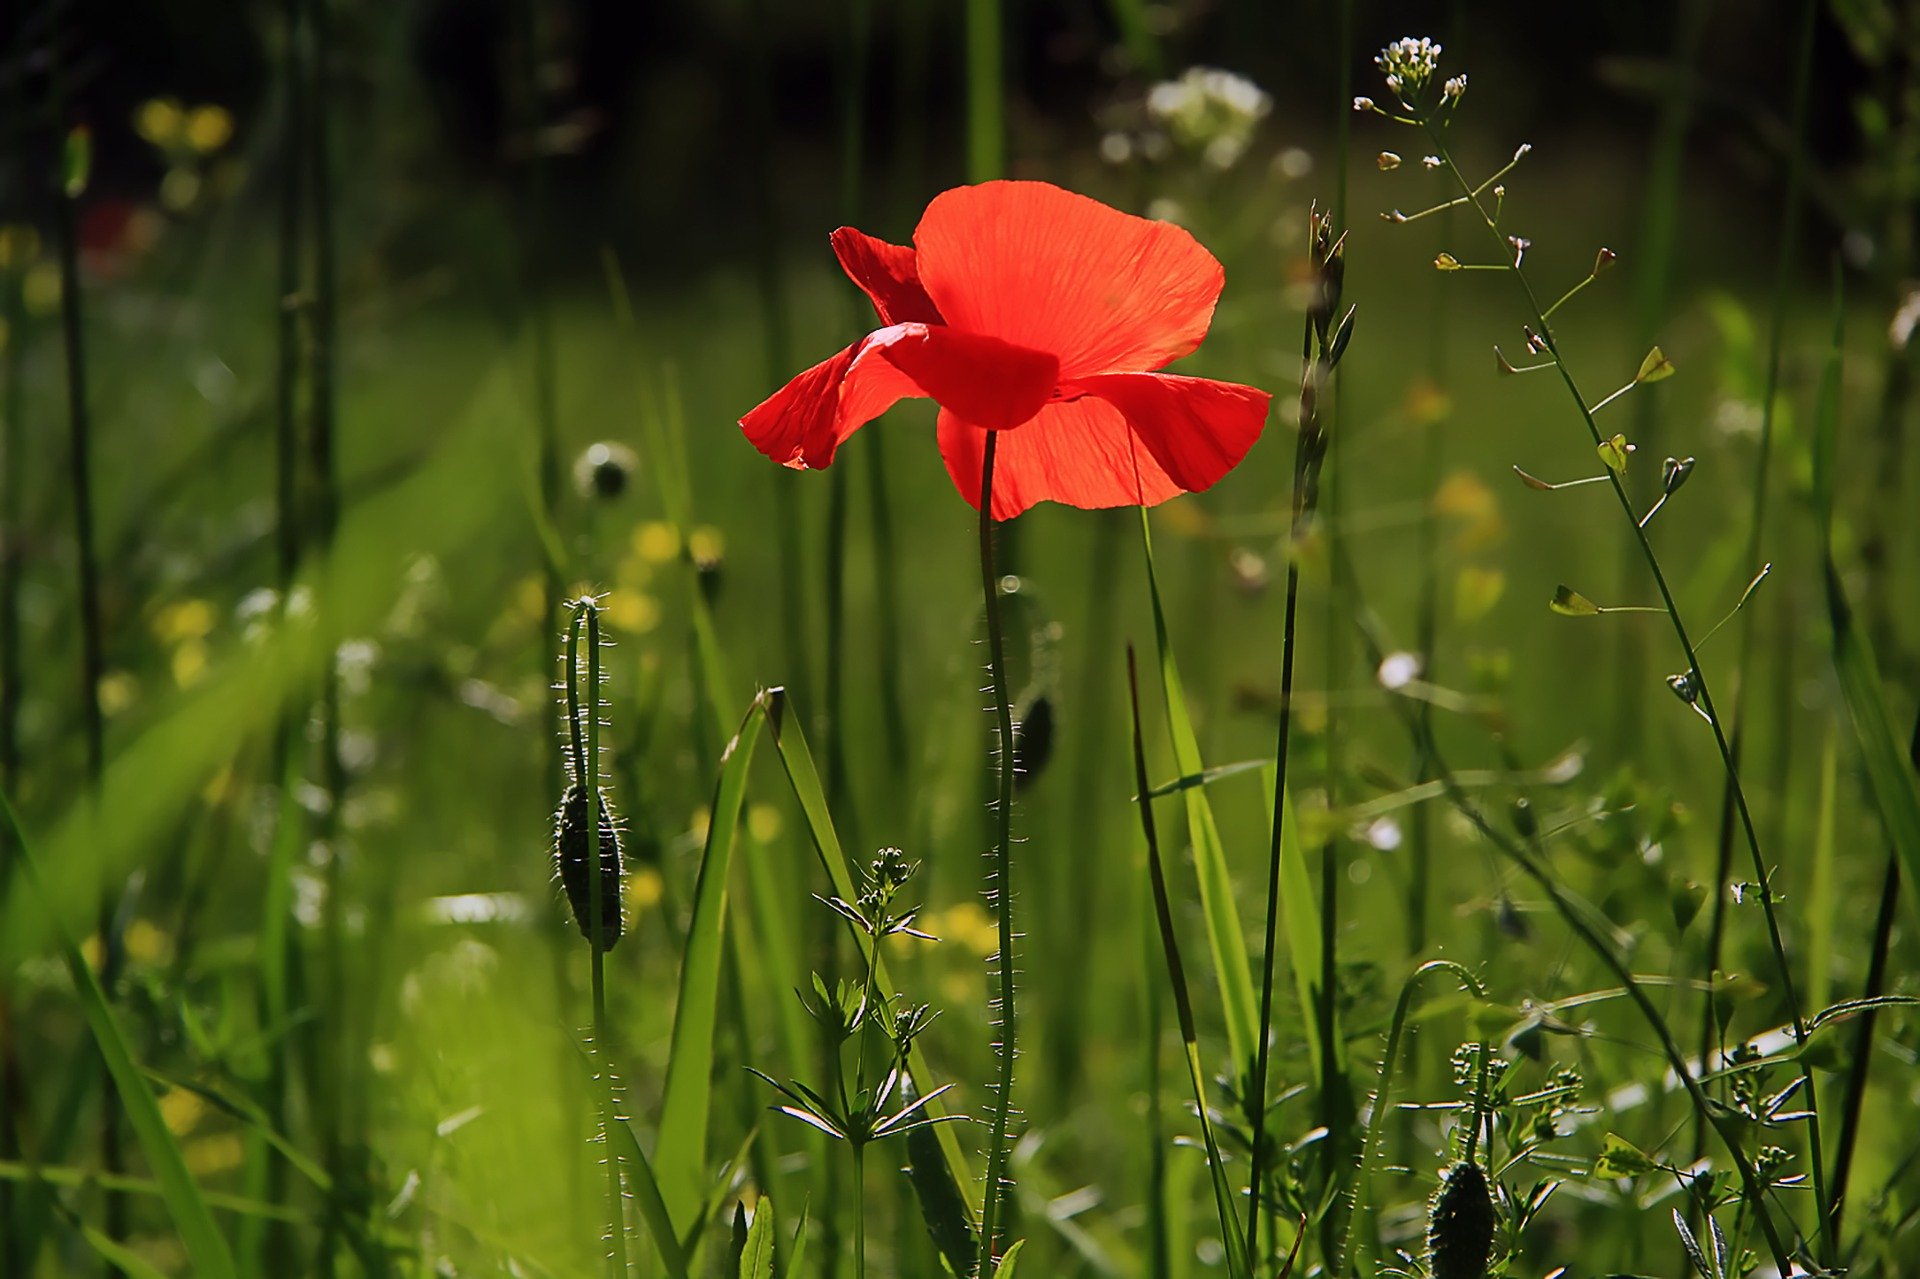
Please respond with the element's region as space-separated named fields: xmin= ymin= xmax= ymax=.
xmin=1138 ymin=511 xmax=1258 ymax=1073
xmin=1128 ymin=647 xmax=1249 ymax=1279
xmin=1811 ymin=279 xmax=1920 ymax=929
xmin=757 ymin=693 xmax=980 ymax=1215
xmin=0 ymin=794 xmax=236 ymax=1279
xmin=656 ymin=694 xmax=770 ymax=1225
xmin=608 ymin=1115 xmax=692 ymax=1279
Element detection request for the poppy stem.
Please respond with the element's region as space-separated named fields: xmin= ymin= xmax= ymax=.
xmin=975 ymin=430 xmax=1019 ymax=1274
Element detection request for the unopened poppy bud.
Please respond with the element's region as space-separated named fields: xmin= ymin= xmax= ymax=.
xmin=553 ymin=784 xmax=624 ymax=950
xmin=1427 ymin=1161 xmax=1496 ymax=1279
xmin=1011 ymin=694 xmax=1054 ymax=790
xmin=573 ymin=441 xmax=639 ymax=501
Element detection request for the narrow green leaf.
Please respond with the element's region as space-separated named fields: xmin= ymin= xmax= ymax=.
xmin=1128 ymin=648 xmax=1250 ymax=1279
xmin=1550 ymin=585 xmax=1601 ymax=617
xmin=1139 ymin=512 xmax=1258 ymax=1070
xmin=0 ymin=795 xmax=236 ymax=1279
xmin=1811 ymin=279 xmax=1920 ymax=934
xmin=739 ymin=1197 xmax=776 ymax=1279
xmin=993 ymin=1239 xmax=1027 ymax=1277
xmin=656 ymin=697 xmax=769 ymax=1225
xmin=1635 ymin=345 xmax=1676 ymax=383
xmin=608 ymin=1115 xmax=692 ymax=1279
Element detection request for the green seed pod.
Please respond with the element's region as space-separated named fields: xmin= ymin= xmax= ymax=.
xmin=1427 ymin=1160 xmax=1495 ymax=1279
xmin=553 ymin=783 xmax=623 ymax=950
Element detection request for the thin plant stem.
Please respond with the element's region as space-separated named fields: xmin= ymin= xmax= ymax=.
xmin=1420 ymin=125 xmax=1827 ymax=1240
xmin=1247 ymin=205 xmax=1345 ymax=1269
xmin=975 ymin=431 xmax=1018 ymax=1274
xmin=1244 ymin=541 xmax=1301 ymax=1266
xmin=853 ymin=1141 xmax=867 ymax=1279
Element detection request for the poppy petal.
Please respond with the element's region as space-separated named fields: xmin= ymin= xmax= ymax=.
xmin=1072 ymin=372 xmax=1272 ymax=493
xmin=831 ymin=228 xmax=944 ymax=326
xmin=878 ymin=326 xmax=1058 ymax=431
xmin=913 ymin=181 xmax=1225 ymax=380
xmin=739 ymin=332 xmax=924 ymax=471
xmin=936 ymin=401 xmax=1187 ymax=519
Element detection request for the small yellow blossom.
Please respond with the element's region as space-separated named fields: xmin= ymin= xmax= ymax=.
xmin=172 ymin=639 xmax=209 ymax=688
xmin=184 ymin=105 xmax=234 ymax=154
xmin=747 ymin=803 xmax=782 ymax=843
xmin=0 ymin=225 xmax=40 ymax=270
xmin=626 ymin=867 xmax=664 ymax=914
xmin=688 ymin=525 xmax=726 ymax=564
xmin=134 ymin=98 xmax=185 ymax=148
xmin=159 ymin=1086 xmax=205 ymax=1136
xmin=153 ymin=598 xmax=216 ymax=644
xmin=602 ymin=588 xmax=659 ymax=635
xmin=183 ymin=1132 xmax=246 ymax=1177
xmin=634 ymin=521 xmax=680 ymax=564
xmin=123 ymin=919 xmax=172 ymax=965
xmin=22 ymin=262 xmax=61 ymax=316
xmin=97 ymin=671 xmax=139 ymax=717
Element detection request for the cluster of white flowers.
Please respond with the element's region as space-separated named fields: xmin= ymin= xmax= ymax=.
xmin=1143 ymin=66 xmax=1272 ymax=169
xmin=1375 ymin=36 xmax=1443 ymax=99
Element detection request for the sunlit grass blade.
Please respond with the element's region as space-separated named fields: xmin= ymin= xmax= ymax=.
xmin=1341 ymin=959 xmax=1484 ymax=1277
xmin=1127 ymin=647 xmax=1250 ymax=1279
xmin=0 ymin=793 xmax=237 ymax=1279
xmin=655 ymin=694 xmax=771 ymax=1225
xmin=606 ymin=1114 xmax=692 ymax=1279
xmin=1137 ymin=511 xmax=1257 ymax=1073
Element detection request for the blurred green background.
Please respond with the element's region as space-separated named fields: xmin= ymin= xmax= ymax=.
xmin=2 ymin=0 xmax=1917 ymax=1275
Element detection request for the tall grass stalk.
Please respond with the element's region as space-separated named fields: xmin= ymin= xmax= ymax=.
xmin=509 ymin=0 xmax=565 ymax=796
xmin=1695 ymin=0 xmax=1818 ymax=1175
xmin=50 ymin=44 xmax=119 ymax=1253
xmin=254 ymin=0 xmax=308 ymax=1264
xmin=963 ymin=0 xmax=1003 ymax=184
xmin=304 ymin=0 xmax=351 ymax=1261
xmin=1406 ymin=105 xmax=1826 ymax=1242
xmin=1246 ymin=206 xmax=1347 ymax=1265
xmin=974 ymin=432 xmax=1020 ymax=1274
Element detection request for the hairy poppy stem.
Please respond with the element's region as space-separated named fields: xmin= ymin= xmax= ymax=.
xmin=566 ymin=603 xmax=629 ymax=1279
xmin=976 ymin=431 xmax=1018 ymax=1274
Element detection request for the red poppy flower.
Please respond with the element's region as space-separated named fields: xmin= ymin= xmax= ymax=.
xmin=739 ymin=181 xmax=1272 ymax=519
